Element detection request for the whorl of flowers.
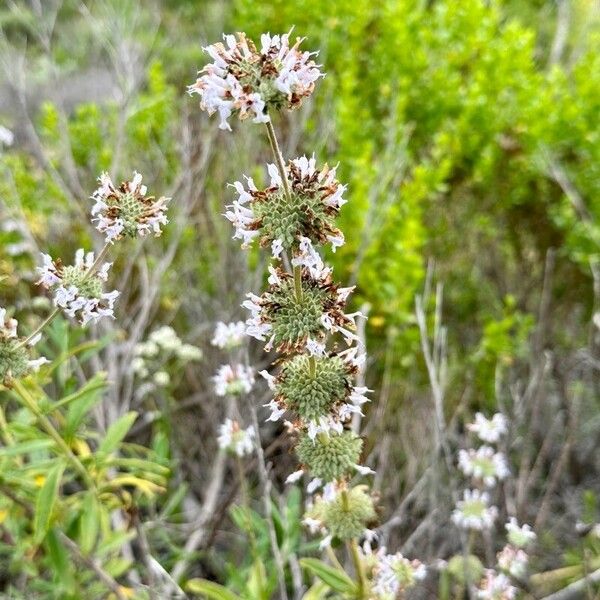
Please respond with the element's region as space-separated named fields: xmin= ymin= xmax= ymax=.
xmin=213 ymin=363 xmax=255 ymax=397
xmin=187 ymin=31 xmax=323 ymax=131
xmin=476 ymin=570 xmax=517 ymax=600
xmin=458 ymin=445 xmax=510 ymax=488
xmin=505 ymin=518 xmax=536 ymax=548
xmin=226 ymin=156 xmax=346 ymax=251
xmin=212 ymin=321 xmax=246 ymax=349
xmin=451 ymin=489 xmax=498 ymax=531
xmin=305 ymin=483 xmax=376 ymax=543
xmin=91 ymin=172 xmax=169 ymax=243
xmin=244 ymin=239 xmax=360 ymax=353
xmin=217 ymin=419 xmax=255 ymax=457
xmin=0 ymin=308 xmax=48 ymax=385
xmin=37 ymin=250 xmax=119 ymax=325
xmin=497 ymin=545 xmax=528 ymax=578
xmin=370 ymin=549 xmax=427 ymax=599
xmin=467 ymin=412 xmax=508 ymax=444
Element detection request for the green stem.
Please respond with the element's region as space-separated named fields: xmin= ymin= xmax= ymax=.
xmin=348 ymin=538 xmax=367 ymax=598
xmin=19 ymin=242 xmax=112 ymax=348
xmin=293 ymin=264 xmax=303 ymax=302
xmin=12 ymin=380 xmax=95 ymax=489
xmin=265 ymin=119 xmax=292 ymax=202
xmin=309 ymin=355 xmax=316 ymax=378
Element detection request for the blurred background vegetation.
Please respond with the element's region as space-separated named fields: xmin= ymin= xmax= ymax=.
xmin=0 ymin=0 xmax=599 ymax=598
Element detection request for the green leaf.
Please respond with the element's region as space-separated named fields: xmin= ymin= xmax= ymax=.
xmin=34 ymin=461 xmax=65 ymax=544
xmin=0 ymin=438 xmax=55 ymax=457
xmin=79 ymin=491 xmax=100 ymax=555
xmin=300 ymin=558 xmax=357 ymax=595
xmin=45 ymin=527 xmax=75 ymax=594
xmin=302 ymin=582 xmax=330 ymax=600
xmin=186 ymin=579 xmax=243 ymax=600
xmin=97 ymin=412 xmax=137 ymax=454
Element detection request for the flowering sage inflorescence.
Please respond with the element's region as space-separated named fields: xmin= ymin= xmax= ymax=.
xmin=191 ymin=30 xmax=429 ymax=598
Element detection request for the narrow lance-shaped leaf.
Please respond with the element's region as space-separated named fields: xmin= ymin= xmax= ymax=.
xmin=34 ymin=460 xmax=65 ymax=544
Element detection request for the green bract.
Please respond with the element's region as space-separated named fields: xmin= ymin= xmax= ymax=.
xmin=0 ymin=338 xmax=30 ymax=383
xmin=296 ymin=430 xmax=362 ymax=481
xmin=252 ymin=188 xmax=339 ymax=249
xmin=264 ymin=278 xmax=328 ymax=351
xmin=60 ymin=266 xmax=103 ymax=298
xmin=277 ymin=354 xmax=350 ymax=421
xmin=308 ymin=485 xmax=375 ymax=540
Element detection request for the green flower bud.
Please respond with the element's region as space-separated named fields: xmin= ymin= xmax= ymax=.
xmin=277 ymin=354 xmax=351 ymax=421
xmin=296 ymin=430 xmax=362 ymax=481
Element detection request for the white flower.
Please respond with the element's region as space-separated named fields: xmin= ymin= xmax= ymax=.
xmin=0 ymin=125 xmax=14 ymax=147
xmin=264 ymin=398 xmax=286 ymax=422
xmin=458 ymin=446 xmax=510 ymax=487
xmin=153 ymin=371 xmax=170 ymax=387
xmin=132 ymin=357 xmax=148 ymax=377
xmin=452 ymin=489 xmax=498 ymax=530
xmin=37 ymin=250 xmax=119 ymax=325
xmin=497 ymin=545 xmax=528 ymax=578
xmin=477 ymin=570 xmax=517 ymax=600
xmin=372 ymin=550 xmax=427 ymax=598
xmin=306 ymin=416 xmax=343 ymax=440
xmin=134 ymin=341 xmax=160 ymax=358
xmin=259 ymin=369 xmax=277 ymax=390
xmin=213 ymin=364 xmax=254 ymax=396
xmin=354 ymin=464 xmax=375 ymax=476
xmin=467 ymin=412 xmax=508 ymax=444
xmin=149 ymin=326 xmax=181 ymax=352
xmin=91 ymin=171 xmax=169 ymax=243
xmin=285 ymin=469 xmax=304 ymax=484
xmin=306 ymin=337 xmax=326 ymax=357
xmin=505 ymin=518 xmax=536 ymax=548
xmin=217 ymin=419 xmax=255 ymax=457
xmin=177 ymin=343 xmax=203 ymax=361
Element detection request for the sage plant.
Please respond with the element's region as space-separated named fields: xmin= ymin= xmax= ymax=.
xmin=190 ymin=30 xmax=425 ymax=598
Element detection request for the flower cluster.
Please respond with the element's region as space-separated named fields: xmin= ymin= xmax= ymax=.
xmin=188 ymin=31 xmax=322 ymax=131
xmin=0 ymin=308 xmax=47 ymax=385
xmin=91 ymin=172 xmax=169 ymax=243
xmin=226 ymin=156 xmax=346 ymax=251
xmin=369 ymin=548 xmax=427 ymax=599
xmin=458 ymin=446 xmax=510 ymax=488
xmin=2 ymin=169 xmax=170 ymax=390
xmin=217 ymin=418 xmax=255 ymax=457
xmin=452 ymin=489 xmax=498 ymax=531
xmin=467 ymin=412 xmax=508 ymax=444
xmin=37 ymin=250 xmax=119 ymax=325
xmin=212 ymin=321 xmax=246 ymax=349
xmin=132 ymin=326 xmax=203 ymax=386
xmin=476 ymin=570 xmax=517 ymax=600
xmin=244 ymin=241 xmax=360 ymax=354
xmin=453 ymin=412 xmax=510 ymax=531
xmin=213 ymin=363 xmax=255 ymax=397
xmin=304 ymin=483 xmax=376 ymax=544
